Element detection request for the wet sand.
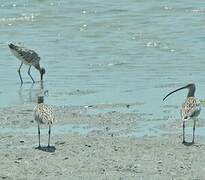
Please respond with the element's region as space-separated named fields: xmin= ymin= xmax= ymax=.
xmin=0 ymin=104 xmax=205 ymax=180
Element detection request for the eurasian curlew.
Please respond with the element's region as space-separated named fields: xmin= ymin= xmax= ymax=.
xmin=163 ymin=83 xmax=201 ymax=144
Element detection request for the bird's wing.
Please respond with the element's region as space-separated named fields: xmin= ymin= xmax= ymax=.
xmin=181 ymin=97 xmax=201 ymax=121
xmin=10 ymin=45 xmax=40 ymax=64
xmin=17 ymin=48 xmax=40 ymax=64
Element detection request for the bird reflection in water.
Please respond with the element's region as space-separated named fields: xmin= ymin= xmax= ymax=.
xmin=18 ymin=81 xmax=48 ymax=104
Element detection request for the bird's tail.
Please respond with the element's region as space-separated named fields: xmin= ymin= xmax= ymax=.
xmin=8 ymin=43 xmax=18 ymax=51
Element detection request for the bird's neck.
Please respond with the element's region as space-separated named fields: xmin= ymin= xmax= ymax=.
xmin=38 ymin=97 xmax=44 ymax=104
xmin=187 ymin=87 xmax=195 ymax=97
xmin=35 ymin=64 xmax=41 ymax=71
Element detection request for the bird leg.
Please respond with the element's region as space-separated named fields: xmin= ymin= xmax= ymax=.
xmin=38 ymin=124 xmax=41 ymax=148
xmin=28 ymin=65 xmax=35 ymax=83
xmin=48 ymin=124 xmax=51 ymax=147
xmin=18 ymin=62 xmax=23 ymax=85
xmin=182 ymin=121 xmax=185 ymax=143
xmin=192 ymin=119 xmax=196 ymax=143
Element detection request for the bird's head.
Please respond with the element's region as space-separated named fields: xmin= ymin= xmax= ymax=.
xmin=40 ymin=67 xmax=46 ymax=81
xmin=185 ymin=83 xmax=195 ymax=89
xmin=37 ymin=96 xmax=44 ymax=104
xmin=163 ymin=83 xmax=196 ymax=101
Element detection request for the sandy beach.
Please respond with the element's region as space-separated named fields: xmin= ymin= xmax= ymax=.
xmin=1 ymin=0 xmax=205 ymax=179
xmin=0 ymin=104 xmax=205 ymax=180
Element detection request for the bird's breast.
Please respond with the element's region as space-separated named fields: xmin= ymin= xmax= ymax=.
xmin=181 ymin=97 xmax=201 ymax=121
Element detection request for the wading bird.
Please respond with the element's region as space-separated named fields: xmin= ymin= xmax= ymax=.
xmin=163 ymin=83 xmax=201 ymax=144
xmin=8 ymin=43 xmax=45 ymax=84
xmin=34 ymin=96 xmax=55 ymax=148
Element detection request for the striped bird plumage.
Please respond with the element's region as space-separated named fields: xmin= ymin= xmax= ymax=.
xmin=163 ymin=83 xmax=200 ymax=144
xmin=181 ymin=97 xmax=201 ymax=121
xmin=8 ymin=43 xmax=45 ymax=84
xmin=34 ymin=96 xmax=55 ymax=148
xmin=9 ymin=43 xmax=41 ymax=67
xmin=34 ymin=103 xmax=55 ymax=125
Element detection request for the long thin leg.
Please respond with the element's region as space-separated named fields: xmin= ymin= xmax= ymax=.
xmin=38 ymin=124 xmax=41 ymax=148
xmin=182 ymin=121 xmax=185 ymax=143
xmin=192 ymin=119 xmax=196 ymax=143
xmin=18 ymin=62 xmax=23 ymax=85
xmin=28 ymin=65 xmax=35 ymax=83
xmin=48 ymin=124 xmax=51 ymax=147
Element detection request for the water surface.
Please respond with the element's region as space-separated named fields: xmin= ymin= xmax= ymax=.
xmin=1 ymin=0 xmax=205 ymax=121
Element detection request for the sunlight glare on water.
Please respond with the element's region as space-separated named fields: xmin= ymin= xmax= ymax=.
xmin=1 ymin=0 xmax=205 ymax=120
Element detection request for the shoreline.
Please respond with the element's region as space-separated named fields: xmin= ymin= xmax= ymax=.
xmin=0 ymin=104 xmax=205 ymax=179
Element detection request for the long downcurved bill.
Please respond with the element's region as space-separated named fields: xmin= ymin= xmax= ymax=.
xmin=163 ymin=86 xmax=187 ymax=101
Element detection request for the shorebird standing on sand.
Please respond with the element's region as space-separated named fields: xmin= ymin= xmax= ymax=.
xmin=34 ymin=96 xmax=55 ymax=149
xmin=163 ymin=83 xmax=201 ymax=144
xmin=8 ymin=43 xmax=45 ymax=84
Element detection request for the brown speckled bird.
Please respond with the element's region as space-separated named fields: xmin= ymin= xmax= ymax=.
xmin=163 ymin=83 xmax=201 ymax=144
xmin=34 ymin=96 xmax=55 ymax=148
xmin=8 ymin=43 xmax=45 ymax=84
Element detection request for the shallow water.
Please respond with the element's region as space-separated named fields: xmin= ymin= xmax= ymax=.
xmin=0 ymin=122 xmax=204 ymax=140
xmin=1 ymin=0 xmax=205 ymax=121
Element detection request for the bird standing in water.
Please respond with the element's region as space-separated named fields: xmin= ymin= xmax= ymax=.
xmin=8 ymin=43 xmax=45 ymax=84
xmin=163 ymin=83 xmax=201 ymax=144
xmin=34 ymin=96 xmax=55 ymax=148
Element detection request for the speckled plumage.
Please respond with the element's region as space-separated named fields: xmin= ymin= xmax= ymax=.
xmin=163 ymin=83 xmax=200 ymax=144
xmin=34 ymin=103 xmax=55 ymax=125
xmin=34 ymin=97 xmax=55 ymax=148
xmin=181 ymin=97 xmax=201 ymax=121
xmin=9 ymin=43 xmax=41 ymax=68
xmin=8 ymin=43 xmax=45 ymax=84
